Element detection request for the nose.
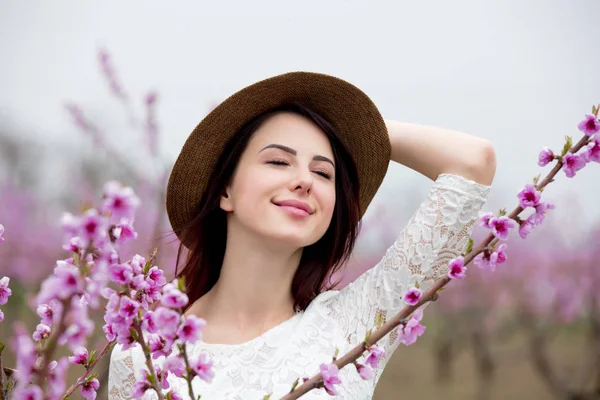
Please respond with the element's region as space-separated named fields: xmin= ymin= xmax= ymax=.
xmin=289 ymin=166 xmax=313 ymax=195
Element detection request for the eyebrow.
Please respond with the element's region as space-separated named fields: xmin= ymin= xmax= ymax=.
xmin=259 ymin=144 xmax=335 ymax=167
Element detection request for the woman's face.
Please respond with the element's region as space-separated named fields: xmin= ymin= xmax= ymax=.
xmin=220 ymin=112 xmax=337 ymax=248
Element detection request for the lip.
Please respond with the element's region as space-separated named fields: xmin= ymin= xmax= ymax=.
xmin=272 ymin=199 xmax=314 ymax=215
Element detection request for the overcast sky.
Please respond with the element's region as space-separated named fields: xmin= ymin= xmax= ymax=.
xmin=1 ymin=0 xmax=599 ymax=239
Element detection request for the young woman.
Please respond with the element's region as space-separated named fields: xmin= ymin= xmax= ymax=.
xmin=108 ymin=72 xmax=496 ymax=399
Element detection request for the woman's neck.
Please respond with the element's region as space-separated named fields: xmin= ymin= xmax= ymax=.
xmin=187 ymin=225 xmax=302 ymax=338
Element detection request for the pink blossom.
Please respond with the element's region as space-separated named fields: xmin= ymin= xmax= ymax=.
xmin=161 ymin=283 xmax=189 ymax=309
xmin=537 ymin=147 xmax=555 ymax=167
xmin=103 ymin=289 xmax=119 ymax=311
xmin=355 ymin=362 xmax=374 ymax=380
xmin=36 ymin=262 xmax=83 ymax=305
xmin=47 ymin=357 xmax=69 ymax=400
xmin=62 ymin=236 xmax=84 ymax=253
xmin=56 ymin=261 xmax=83 ymax=294
xmin=397 ymin=309 xmax=426 ymax=346
xmin=115 ymin=327 xmax=137 ymax=351
xmin=130 ymin=254 xmax=146 ymax=275
xmin=80 ymin=378 xmax=100 ymax=400
xmin=102 ymin=322 xmax=116 ymax=341
xmin=582 ymin=137 xmax=600 ymax=163
xmin=118 ymin=296 xmax=140 ymax=320
xmin=148 ymin=334 xmax=171 ymax=359
xmin=68 ymin=346 xmax=89 ymax=365
xmin=109 ymin=263 xmax=134 ymax=285
xmin=518 ymin=216 xmax=535 ymax=239
xmin=37 ymin=300 xmax=62 ymax=326
xmin=13 ymin=385 xmax=43 ymax=400
xmin=577 ymin=114 xmax=600 ymax=136
xmin=78 ymin=209 xmax=108 ymax=246
xmin=474 ymin=244 xmax=508 ymax=271
xmin=102 ymin=181 xmax=140 ymax=221
xmin=146 ymin=284 xmax=162 ymax=303
xmin=447 ymin=256 xmax=467 ymax=280
xmin=147 ymin=266 xmax=167 ymax=287
xmin=131 ymin=274 xmax=148 ymax=291
xmin=319 ymin=363 xmax=342 ymax=395
xmin=178 ymin=315 xmax=206 ymax=343
xmin=113 ymin=219 xmax=138 ymax=244
xmin=364 ymin=346 xmax=384 ymax=369
xmin=154 ymin=307 xmax=181 ymax=339
xmin=0 ymin=276 xmax=12 ymax=304
xmin=190 ymin=352 xmax=215 ymax=383
xmin=531 ymin=202 xmax=555 ymax=225
xmin=517 ymin=184 xmax=541 ymax=209
xmin=32 ymin=323 xmax=51 ymax=341
xmin=142 ymin=311 xmax=159 ymax=334
xmin=59 ymin=319 xmax=94 ymax=351
xmin=478 ymin=212 xmax=494 ymax=228
xmin=488 ymin=216 xmax=516 ymax=240
xmin=13 ymin=325 xmax=38 ymax=384
xmin=0 ymin=309 xmax=4 ymax=322
xmin=164 ymin=354 xmax=186 ymax=378
xmin=155 ymin=365 xmax=171 ymax=390
xmin=168 ymin=392 xmax=183 ymax=400
xmin=403 ymin=287 xmax=422 ymax=306
xmin=562 ymin=153 xmax=587 ymax=178
xmin=36 ymin=276 xmax=62 ymax=305
xmin=130 ymin=369 xmax=152 ymax=398
xmin=0 ymin=224 xmax=4 ymax=242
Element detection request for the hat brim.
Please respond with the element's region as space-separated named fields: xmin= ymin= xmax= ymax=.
xmin=166 ymin=71 xmax=390 ymax=248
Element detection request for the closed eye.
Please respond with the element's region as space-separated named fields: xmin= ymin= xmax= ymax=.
xmin=267 ymin=160 xmax=289 ymax=166
xmin=267 ymin=160 xmax=332 ymax=180
xmin=315 ymin=170 xmax=332 ymax=180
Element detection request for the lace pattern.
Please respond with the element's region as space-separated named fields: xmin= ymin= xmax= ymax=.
xmin=107 ymin=173 xmax=491 ymax=399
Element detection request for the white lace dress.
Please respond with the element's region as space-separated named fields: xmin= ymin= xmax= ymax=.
xmin=107 ymin=173 xmax=491 ymax=399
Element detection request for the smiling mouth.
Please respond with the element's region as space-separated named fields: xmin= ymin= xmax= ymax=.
xmin=272 ymin=200 xmax=313 ymax=217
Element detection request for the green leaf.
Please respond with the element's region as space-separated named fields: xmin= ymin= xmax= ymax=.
xmin=263 ymin=394 xmax=272 ymax=400
xmin=86 ymin=349 xmax=97 ymax=368
xmin=498 ymin=209 xmax=507 ymax=217
xmin=464 ymin=238 xmax=474 ymax=255
xmin=592 ymin=104 xmax=598 ymax=116
xmin=364 ymin=328 xmax=372 ymax=345
xmin=532 ymin=174 xmax=541 ymax=186
xmin=128 ymin=327 xmax=139 ymax=342
xmin=289 ymin=378 xmax=300 ymax=393
xmin=178 ymin=277 xmax=186 ymax=293
xmin=375 ymin=311 xmax=384 ymax=329
xmin=561 ymin=136 xmax=573 ymax=157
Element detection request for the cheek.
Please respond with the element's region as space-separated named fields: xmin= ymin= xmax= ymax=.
xmin=318 ymin=184 xmax=336 ymax=220
xmin=230 ymin=168 xmax=276 ymax=206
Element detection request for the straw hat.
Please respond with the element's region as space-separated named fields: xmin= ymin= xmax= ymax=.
xmin=166 ymin=71 xmax=390 ymax=248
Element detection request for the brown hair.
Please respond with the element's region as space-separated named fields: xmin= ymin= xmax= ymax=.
xmin=174 ymin=102 xmax=361 ymax=312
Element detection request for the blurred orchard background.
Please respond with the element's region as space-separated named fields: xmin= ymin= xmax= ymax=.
xmin=1 ymin=0 xmax=600 ymax=398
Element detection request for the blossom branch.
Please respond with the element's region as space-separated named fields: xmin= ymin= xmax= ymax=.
xmin=62 ymin=340 xmax=115 ymax=398
xmin=281 ymin=114 xmax=598 ymax=399
xmin=132 ymin=321 xmax=166 ymax=400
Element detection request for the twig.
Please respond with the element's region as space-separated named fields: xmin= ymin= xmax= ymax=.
xmin=61 ymin=341 xmax=115 ymax=398
xmin=280 ymin=134 xmax=592 ymax=399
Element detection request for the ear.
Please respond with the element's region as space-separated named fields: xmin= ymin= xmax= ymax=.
xmin=219 ymin=189 xmax=233 ymax=212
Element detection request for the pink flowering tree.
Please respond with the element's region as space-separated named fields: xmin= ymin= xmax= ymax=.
xmin=0 ymin=46 xmax=598 ymax=398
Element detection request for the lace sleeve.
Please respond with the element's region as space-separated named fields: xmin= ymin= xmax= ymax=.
xmin=107 ymin=344 xmax=140 ymax=400
xmin=323 ymin=173 xmax=491 ymax=373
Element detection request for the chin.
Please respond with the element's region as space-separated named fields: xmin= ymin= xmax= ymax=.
xmin=261 ymin=226 xmax=324 ymax=249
